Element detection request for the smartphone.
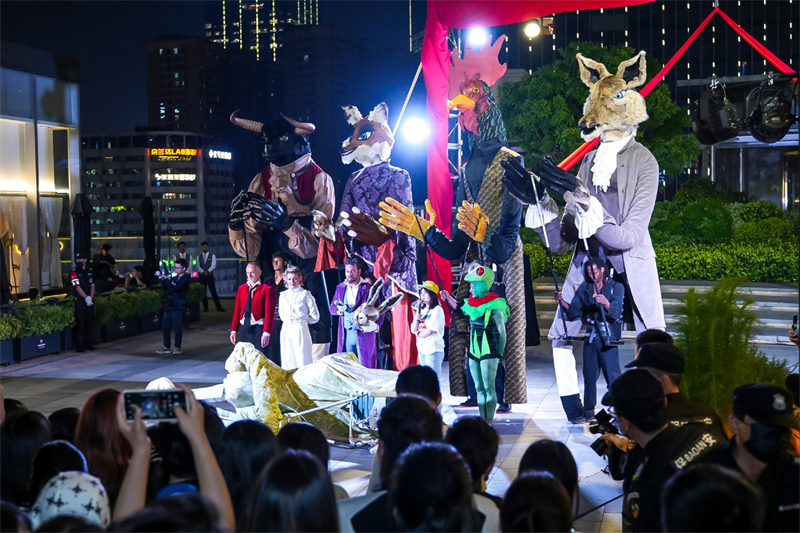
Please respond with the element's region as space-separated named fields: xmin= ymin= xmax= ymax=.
xmin=793 ymin=314 xmax=798 ymax=335
xmin=123 ymin=389 xmax=189 ymax=421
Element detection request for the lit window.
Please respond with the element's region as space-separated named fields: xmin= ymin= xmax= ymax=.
xmin=174 ymin=73 xmax=179 ymax=78
xmin=159 ymin=48 xmax=163 ymax=55
xmin=173 ymin=47 xmax=178 ymax=54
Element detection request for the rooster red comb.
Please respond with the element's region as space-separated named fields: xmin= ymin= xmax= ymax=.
xmin=448 ymin=34 xmax=508 ymax=100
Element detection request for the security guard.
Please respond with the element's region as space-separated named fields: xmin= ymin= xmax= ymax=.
xmin=70 ymin=252 xmax=96 ymax=352
xmin=701 ymin=383 xmax=800 ymax=532
xmin=601 ymin=369 xmax=723 ymax=532
xmin=601 ymin=343 xmax=727 ymax=482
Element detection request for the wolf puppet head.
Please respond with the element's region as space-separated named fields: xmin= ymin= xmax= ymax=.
xmin=576 ymin=51 xmax=649 ymax=142
xmin=340 ymin=103 xmax=395 ymax=167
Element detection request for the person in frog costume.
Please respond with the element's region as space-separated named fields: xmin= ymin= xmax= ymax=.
xmin=441 ymin=264 xmax=509 ymax=421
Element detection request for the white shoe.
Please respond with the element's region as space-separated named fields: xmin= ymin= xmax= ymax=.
xmin=156 ymin=347 xmax=172 ymax=354
xmin=172 ymin=347 xmax=183 ymax=355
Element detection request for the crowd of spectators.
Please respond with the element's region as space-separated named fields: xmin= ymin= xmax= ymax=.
xmin=1 ymin=339 xmax=798 ymax=532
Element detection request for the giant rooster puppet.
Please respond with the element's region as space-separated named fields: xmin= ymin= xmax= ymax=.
xmin=313 ymin=102 xmax=418 ymax=370
xmin=379 ymin=35 xmax=528 ymax=405
xmin=498 ymin=51 xmax=666 ymax=421
xmin=228 ymin=112 xmax=334 ymax=362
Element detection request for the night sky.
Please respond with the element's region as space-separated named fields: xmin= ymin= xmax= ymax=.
xmin=0 ymin=0 xmax=420 ymax=134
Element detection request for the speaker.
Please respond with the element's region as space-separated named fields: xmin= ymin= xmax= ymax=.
xmin=691 ymin=85 xmax=740 ymax=145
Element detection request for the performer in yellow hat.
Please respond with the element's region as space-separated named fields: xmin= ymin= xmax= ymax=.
xmin=411 ymin=280 xmax=446 ymax=380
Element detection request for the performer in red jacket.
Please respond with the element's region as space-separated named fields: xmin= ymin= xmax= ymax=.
xmin=231 ymin=262 xmax=276 ymax=361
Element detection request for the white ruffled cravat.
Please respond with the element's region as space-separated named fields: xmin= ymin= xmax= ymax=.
xmin=590 ymin=134 xmax=633 ymax=192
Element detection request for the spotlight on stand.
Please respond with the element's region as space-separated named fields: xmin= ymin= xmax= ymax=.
xmin=468 ymin=28 xmax=487 ymax=48
xmin=691 ymin=80 xmax=740 ymax=145
xmin=524 ymin=21 xmax=541 ymax=38
xmin=402 ymin=118 xmax=428 ymax=144
xmin=745 ymin=76 xmax=797 ymax=143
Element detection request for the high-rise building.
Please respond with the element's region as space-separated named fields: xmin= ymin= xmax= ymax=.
xmin=204 ymin=0 xmax=319 ymax=62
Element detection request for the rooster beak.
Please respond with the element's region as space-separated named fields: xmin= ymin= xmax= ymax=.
xmin=447 ymin=93 xmax=476 ymax=112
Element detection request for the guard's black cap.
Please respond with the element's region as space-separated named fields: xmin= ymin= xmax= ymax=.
xmin=625 ymin=342 xmax=686 ymax=374
xmin=75 ymin=252 xmax=87 ymax=260
xmin=602 ymin=369 xmax=664 ymax=420
xmin=733 ymin=383 xmax=799 ymax=429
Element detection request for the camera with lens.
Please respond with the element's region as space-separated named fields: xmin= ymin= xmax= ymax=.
xmin=585 ymin=313 xmax=614 ymax=347
xmin=588 ymin=409 xmax=620 ymax=456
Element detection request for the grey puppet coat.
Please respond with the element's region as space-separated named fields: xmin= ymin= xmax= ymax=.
xmin=538 ymin=137 xmax=666 ymax=337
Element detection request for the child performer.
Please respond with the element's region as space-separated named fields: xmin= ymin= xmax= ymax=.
xmin=411 ymin=281 xmax=446 ymax=380
xmin=442 ymin=265 xmax=509 ymax=421
xmin=279 ymin=266 xmax=320 ymax=369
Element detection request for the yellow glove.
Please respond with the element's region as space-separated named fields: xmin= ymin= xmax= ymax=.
xmin=456 ymin=201 xmax=490 ymax=243
xmin=378 ymin=198 xmax=437 ymax=242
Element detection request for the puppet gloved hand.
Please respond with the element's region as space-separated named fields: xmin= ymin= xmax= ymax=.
xmin=312 ymin=210 xmax=336 ymax=242
xmin=456 ymin=202 xmax=491 ymax=243
xmin=249 ymin=198 xmax=293 ymax=232
xmin=501 ymin=157 xmax=544 ymax=206
xmin=523 ymin=192 xmax=559 ymax=229
xmin=378 ymin=198 xmax=436 ymax=242
xmin=340 ymin=207 xmax=390 ymax=247
xmin=570 ymin=195 xmax=604 ymax=239
xmin=229 ymin=190 xmax=250 ymax=231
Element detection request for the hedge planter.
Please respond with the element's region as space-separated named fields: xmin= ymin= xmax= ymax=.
xmin=61 ymin=328 xmax=73 ymax=351
xmin=139 ymin=311 xmax=163 ymax=333
xmin=1 ymin=339 xmax=14 ymax=364
xmin=102 ymin=317 xmax=139 ymax=341
xmin=15 ymin=332 xmax=62 ymax=362
xmin=184 ymin=302 xmax=201 ymax=323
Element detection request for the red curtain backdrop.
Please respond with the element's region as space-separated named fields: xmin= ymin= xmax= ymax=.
xmin=422 ymin=0 xmax=653 ymax=298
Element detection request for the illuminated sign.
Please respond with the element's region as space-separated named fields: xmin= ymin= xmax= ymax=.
xmin=208 ymin=150 xmax=232 ymax=160
xmin=149 ymin=148 xmax=200 ymax=162
xmin=155 ymin=173 xmax=196 ymax=181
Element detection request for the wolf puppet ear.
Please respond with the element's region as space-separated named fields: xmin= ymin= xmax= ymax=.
xmin=576 ymin=53 xmax=610 ymax=87
xmin=368 ymin=102 xmax=390 ymax=125
xmin=343 ymin=106 xmax=363 ymax=126
xmin=617 ymin=51 xmax=647 ymax=89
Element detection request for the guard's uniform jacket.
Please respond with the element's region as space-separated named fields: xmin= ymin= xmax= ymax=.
xmin=701 ymin=438 xmax=800 ymax=533
xmin=608 ymin=395 xmax=726 ymax=482
xmin=622 ymin=424 xmax=723 ymax=532
xmin=70 ymin=265 xmax=95 ymax=350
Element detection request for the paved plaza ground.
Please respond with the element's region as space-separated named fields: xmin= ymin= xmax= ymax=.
xmin=2 ymin=304 xmax=797 ymax=532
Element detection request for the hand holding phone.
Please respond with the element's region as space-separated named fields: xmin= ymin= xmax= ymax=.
xmin=123 ymin=388 xmax=189 ymax=421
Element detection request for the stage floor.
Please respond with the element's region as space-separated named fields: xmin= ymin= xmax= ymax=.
xmin=3 ymin=308 xmax=796 ymax=532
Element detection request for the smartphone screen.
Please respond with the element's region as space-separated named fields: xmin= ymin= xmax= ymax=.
xmin=793 ymin=314 xmax=798 ymax=335
xmin=123 ymin=389 xmax=188 ymax=421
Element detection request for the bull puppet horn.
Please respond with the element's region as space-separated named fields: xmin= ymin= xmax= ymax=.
xmin=280 ymin=113 xmax=316 ymax=136
xmin=230 ymin=110 xmax=264 ymax=134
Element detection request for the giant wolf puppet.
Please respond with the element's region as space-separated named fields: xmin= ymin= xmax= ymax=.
xmin=228 ymin=112 xmax=334 ymax=362
xmin=379 ymin=35 xmax=528 ymax=404
xmin=501 ymin=51 xmax=666 ymax=421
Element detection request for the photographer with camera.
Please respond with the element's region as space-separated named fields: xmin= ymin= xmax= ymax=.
xmin=555 ymin=256 xmax=623 ymax=423
xmin=602 ymin=369 xmax=722 ymax=532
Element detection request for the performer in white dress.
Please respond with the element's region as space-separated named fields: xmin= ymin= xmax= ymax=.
xmin=279 ymin=266 xmax=320 ymax=369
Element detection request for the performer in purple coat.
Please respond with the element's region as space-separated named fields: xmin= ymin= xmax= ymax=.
xmin=329 ymin=258 xmax=383 ymax=368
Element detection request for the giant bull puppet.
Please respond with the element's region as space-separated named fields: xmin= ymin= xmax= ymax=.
xmin=228 ymin=112 xmax=333 ymax=361
xmin=498 ymin=51 xmax=666 ymax=421
xmin=313 ymin=102 xmax=419 ymax=370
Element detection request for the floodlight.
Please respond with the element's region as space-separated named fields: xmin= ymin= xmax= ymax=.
xmin=402 ymin=118 xmax=428 ymax=144
xmin=524 ymin=21 xmax=541 ymax=38
xmin=468 ymin=28 xmax=487 ymax=46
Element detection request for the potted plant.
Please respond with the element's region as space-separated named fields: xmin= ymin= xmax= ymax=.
xmin=136 ymin=288 xmax=164 ymax=333
xmin=13 ymin=299 xmax=74 ymax=362
xmin=95 ymin=291 xmax=140 ymax=341
xmin=184 ymin=282 xmax=205 ymax=323
xmin=0 ymin=312 xmax=22 ymax=364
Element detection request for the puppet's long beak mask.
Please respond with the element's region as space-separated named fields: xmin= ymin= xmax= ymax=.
xmin=447 ymin=93 xmax=476 ymax=113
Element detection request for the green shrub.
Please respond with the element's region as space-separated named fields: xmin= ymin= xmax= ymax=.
xmin=94 ymin=289 xmax=165 ymax=325
xmin=186 ymin=283 xmax=206 ymax=305
xmin=655 ymin=242 xmax=798 ymax=283
xmin=649 ymin=200 xmax=688 ymax=246
xmin=739 ymin=200 xmax=783 ymax=223
xmin=723 ymin=203 xmax=744 ymax=231
xmin=675 ymin=278 xmax=790 ymax=429
xmin=681 ymin=198 xmax=733 ymax=244
xmin=523 ymin=244 xmax=572 ymax=278
xmin=673 ymin=178 xmax=719 ymax=202
xmin=14 ymin=299 xmax=75 ymax=338
xmin=733 ymin=217 xmax=794 ymax=245
xmin=0 ymin=314 xmax=23 ymax=341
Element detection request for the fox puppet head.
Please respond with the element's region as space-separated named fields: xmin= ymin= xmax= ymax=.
xmin=340 ymin=103 xmax=395 ymax=167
